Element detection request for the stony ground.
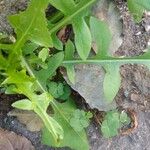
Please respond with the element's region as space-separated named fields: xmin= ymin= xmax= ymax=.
xmin=0 ymin=0 xmax=150 ymax=150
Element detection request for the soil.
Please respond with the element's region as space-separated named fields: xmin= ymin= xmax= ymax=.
xmin=0 ymin=0 xmax=150 ymax=150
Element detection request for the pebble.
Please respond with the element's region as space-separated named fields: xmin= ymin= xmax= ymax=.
xmin=147 ymin=39 xmax=150 ymax=47
xmin=130 ymin=93 xmax=140 ymax=101
xmin=135 ymin=31 xmax=141 ymax=36
xmin=145 ymin=25 xmax=150 ymax=32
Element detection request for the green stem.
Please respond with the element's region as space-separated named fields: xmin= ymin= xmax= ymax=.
xmin=49 ymin=0 xmax=97 ymax=34
xmin=62 ymin=57 xmax=150 ymax=65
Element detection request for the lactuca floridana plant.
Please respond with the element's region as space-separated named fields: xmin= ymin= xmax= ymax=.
xmin=0 ymin=0 xmax=96 ymax=150
xmin=0 ymin=0 xmax=150 ymax=149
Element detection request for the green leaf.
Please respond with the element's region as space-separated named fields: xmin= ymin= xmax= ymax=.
xmin=12 ymin=99 xmax=33 ymax=110
xmin=65 ymin=64 xmax=76 ymax=84
xmin=90 ymin=17 xmax=112 ymax=58
xmin=103 ymin=64 xmax=121 ymax=102
xmin=42 ymin=99 xmax=89 ymax=150
xmin=38 ymin=48 xmax=49 ymax=62
xmin=120 ymin=111 xmax=130 ymax=124
xmin=127 ymin=0 xmax=145 ymax=23
xmin=51 ymin=33 xmax=63 ymax=50
xmin=101 ymin=110 xmax=120 ymax=138
xmin=73 ymin=18 xmax=92 ymax=60
xmin=136 ymin=0 xmax=150 ymax=10
xmin=69 ymin=109 xmax=92 ymax=132
xmin=8 ymin=0 xmax=52 ymax=49
xmin=3 ymin=70 xmax=34 ymax=85
xmin=101 ymin=110 xmax=131 ymax=138
xmin=49 ymin=0 xmax=76 ymax=15
xmin=64 ymin=40 xmax=75 ymax=84
xmin=33 ymin=93 xmax=64 ymax=143
xmin=23 ymin=42 xmax=39 ymax=55
xmin=36 ymin=52 xmax=64 ymax=88
xmin=0 ymin=53 xmax=8 ymax=70
xmin=48 ymin=82 xmax=64 ymax=98
xmin=59 ymin=84 xmax=71 ymax=100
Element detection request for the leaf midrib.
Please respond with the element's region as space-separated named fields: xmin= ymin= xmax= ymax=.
xmin=62 ymin=57 xmax=150 ymax=65
xmin=49 ymin=0 xmax=97 ymax=34
xmin=10 ymin=1 xmax=41 ymax=56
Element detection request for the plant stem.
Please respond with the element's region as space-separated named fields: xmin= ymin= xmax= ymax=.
xmin=62 ymin=57 xmax=150 ymax=66
xmin=49 ymin=0 xmax=97 ymax=34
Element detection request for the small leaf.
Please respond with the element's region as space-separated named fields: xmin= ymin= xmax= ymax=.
xmin=120 ymin=111 xmax=130 ymax=124
xmin=48 ymin=82 xmax=64 ymax=98
xmin=38 ymin=48 xmax=49 ymax=62
xmin=101 ymin=110 xmax=120 ymax=138
xmin=69 ymin=109 xmax=91 ymax=132
xmin=73 ymin=18 xmax=92 ymax=60
xmin=127 ymin=0 xmax=144 ymax=23
xmin=103 ymin=64 xmax=121 ymax=102
xmin=12 ymin=99 xmax=33 ymax=110
xmin=59 ymin=84 xmax=71 ymax=100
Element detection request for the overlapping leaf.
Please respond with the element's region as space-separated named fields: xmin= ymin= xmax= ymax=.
xmin=48 ymin=0 xmax=97 ymax=60
xmin=42 ymin=99 xmax=89 ymax=150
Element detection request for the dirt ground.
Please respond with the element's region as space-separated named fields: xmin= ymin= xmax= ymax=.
xmin=0 ymin=0 xmax=150 ymax=150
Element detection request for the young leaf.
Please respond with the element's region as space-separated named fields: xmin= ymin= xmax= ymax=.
xmin=101 ymin=110 xmax=130 ymax=138
xmin=47 ymin=82 xmax=64 ymax=98
xmin=127 ymin=0 xmax=144 ymax=23
xmin=103 ymin=64 xmax=121 ymax=102
xmin=12 ymin=99 xmax=33 ymax=110
xmin=101 ymin=110 xmax=120 ymax=138
xmin=38 ymin=48 xmax=49 ymax=62
xmin=70 ymin=109 xmax=92 ymax=132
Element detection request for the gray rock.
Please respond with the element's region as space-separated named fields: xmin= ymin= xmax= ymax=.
xmin=64 ymin=64 xmax=116 ymax=111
